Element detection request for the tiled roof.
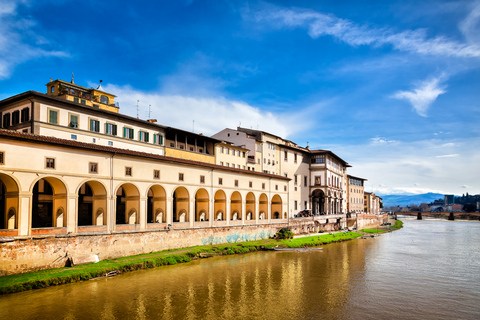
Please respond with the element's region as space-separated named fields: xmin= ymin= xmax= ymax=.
xmin=0 ymin=129 xmax=290 ymax=181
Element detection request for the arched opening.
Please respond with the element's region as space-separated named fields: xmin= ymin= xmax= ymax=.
xmin=0 ymin=174 xmax=19 ymax=230
xmin=116 ymin=183 xmax=140 ymax=225
xmin=230 ymin=191 xmax=242 ymax=220
xmin=32 ymin=177 xmax=67 ymax=228
xmin=195 ymin=188 xmax=209 ymax=222
xmin=78 ymin=181 xmax=107 ymax=226
xmin=312 ymin=189 xmax=326 ymax=215
xmin=173 ymin=187 xmax=189 ymax=222
xmin=271 ymin=194 xmax=282 ymax=219
xmin=246 ymin=192 xmax=255 ymax=221
xmin=259 ymin=193 xmax=268 ymax=220
xmin=147 ymin=185 xmax=166 ymax=223
xmin=214 ymin=190 xmax=226 ymax=221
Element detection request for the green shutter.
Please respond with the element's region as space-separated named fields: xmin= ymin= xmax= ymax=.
xmin=123 ymin=127 xmax=127 ymax=138
xmin=113 ymin=125 xmax=117 ymax=136
xmin=146 ymin=132 xmax=149 ymax=143
xmin=49 ymin=110 xmax=57 ymax=124
xmin=130 ymin=129 xmax=134 ymax=139
xmin=105 ymin=123 xmax=108 ymax=134
xmin=160 ymin=135 xmax=163 ymax=145
xmin=154 ymin=134 xmax=157 ymax=144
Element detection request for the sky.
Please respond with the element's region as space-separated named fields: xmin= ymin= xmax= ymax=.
xmin=1 ymin=0 xmax=479 ymax=196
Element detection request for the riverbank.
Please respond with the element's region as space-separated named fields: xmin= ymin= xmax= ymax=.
xmin=0 ymin=231 xmax=362 ymax=295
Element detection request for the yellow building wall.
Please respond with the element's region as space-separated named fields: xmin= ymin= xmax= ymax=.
xmin=165 ymin=148 xmax=216 ymax=164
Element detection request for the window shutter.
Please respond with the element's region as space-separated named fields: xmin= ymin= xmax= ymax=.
xmin=160 ymin=135 xmax=163 ymax=145
xmin=123 ymin=127 xmax=127 ymax=138
xmin=130 ymin=129 xmax=134 ymax=139
xmin=113 ymin=125 xmax=117 ymax=135
xmin=95 ymin=120 xmax=100 ymax=132
xmin=154 ymin=134 xmax=157 ymax=144
xmin=146 ymin=132 xmax=149 ymax=142
xmin=105 ymin=123 xmax=108 ymax=133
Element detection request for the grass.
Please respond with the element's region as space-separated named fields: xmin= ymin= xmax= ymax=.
xmin=0 ymin=231 xmax=362 ymax=295
xmin=361 ymin=220 xmax=404 ymax=234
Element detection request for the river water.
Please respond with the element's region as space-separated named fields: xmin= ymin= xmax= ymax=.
xmin=1 ymin=218 xmax=480 ymax=319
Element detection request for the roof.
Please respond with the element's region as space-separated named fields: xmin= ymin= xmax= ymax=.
xmin=310 ymin=149 xmax=351 ymax=167
xmin=347 ymin=174 xmax=367 ymax=181
xmin=235 ymin=127 xmax=309 ymax=153
xmin=45 ymin=79 xmax=117 ymax=97
xmin=0 ymin=129 xmax=290 ymax=181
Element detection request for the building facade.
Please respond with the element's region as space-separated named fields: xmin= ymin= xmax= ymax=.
xmin=347 ymin=175 xmax=366 ymax=214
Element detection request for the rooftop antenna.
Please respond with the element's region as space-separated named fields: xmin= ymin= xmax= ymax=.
xmin=148 ymin=104 xmax=151 ymax=120
xmin=136 ymin=100 xmax=140 ymax=119
xmin=71 ymin=72 xmax=74 ymax=84
xmin=97 ymin=79 xmax=103 ymax=90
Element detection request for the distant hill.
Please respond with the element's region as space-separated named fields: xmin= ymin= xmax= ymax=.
xmin=379 ymin=193 xmax=444 ymax=207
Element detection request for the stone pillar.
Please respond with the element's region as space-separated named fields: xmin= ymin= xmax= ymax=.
xmin=242 ymin=200 xmax=246 ymax=225
xmin=226 ymin=199 xmax=231 ymax=225
xmin=189 ymin=199 xmax=194 ymax=227
xmin=166 ymin=196 xmax=173 ymax=225
xmin=268 ymin=197 xmax=272 ymax=223
xmin=209 ymin=198 xmax=214 ymax=227
xmin=139 ymin=196 xmax=147 ymax=230
xmin=66 ymin=194 xmax=77 ymax=233
xmin=18 ymin=192 xmax=31 ymax=236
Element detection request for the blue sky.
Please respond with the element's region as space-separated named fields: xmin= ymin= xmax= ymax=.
xmin=1 ymin=0 xmax=479 ymax=195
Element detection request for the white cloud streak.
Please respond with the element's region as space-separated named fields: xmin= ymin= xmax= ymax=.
xmin=392 ymin=77 xmax=447 ymax=117
xmin=249 ymin=3 xmax=480 ymax=58
xmin=102 ymin=84 xmax=308 ymax=139
xmin=0 ymin=0 xmax=69 ymax=79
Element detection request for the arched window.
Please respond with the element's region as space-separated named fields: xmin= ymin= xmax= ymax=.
xmin=100 ymin=95 xmax=109 ymax=104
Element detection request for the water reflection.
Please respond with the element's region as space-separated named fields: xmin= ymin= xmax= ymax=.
xmin=1 ymin=220 xmax=480 ymax=319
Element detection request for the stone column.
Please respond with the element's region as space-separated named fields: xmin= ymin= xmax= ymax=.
xmin=166 ymin=196 xmax=173 ymax=225
xmin=139 ymin=196 xmax=147 ymax=230
xmin=189 ymin=199 xmax=194 ymax=227
xmin=18 ymin=192 xmax=31 ymax=236
xmin=66 ymin=194 xmax=77 ymax=233
xmin=226 ymin=199 xmax=231 ymax=225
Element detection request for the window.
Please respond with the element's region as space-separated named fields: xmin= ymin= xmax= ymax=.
xmin=154 ymin=170 xmax=160 ymax=179
xmin=179 ymin=173 xmax=184 ymax=181
xmin=237 ymin=150 xmax=240 ymax=157
xmin=275 ymin=185 xmax=278 ymax=190
xmin=48 ymin=109 xmax=58 ymax=124
xmin=242 ymin=152 xmax=246 ymax=158
xmin=189 ymin=146 xmax=194 ymax=151
xmin=93 ymin=104 xmax=99 ymax=109
xmin=231 ymin=164 xmax=235 ymax=168
xmin=284 ymin=151 xmax=288 ymax=161
xmin=105 ymin=123 xmax=117 ymax=135
xmin=89 ymin=119 xmax=100 ymax=132
xmin=74 ymin=97 xmax=79 ymax=103
xmin=294 ymin=201 xmax=298 ymax=210
xmin=226 ymin=162 xmax=229 ymax=167
xmin=69 ymin=114 xmax=78 ymax=128
xmin=100 ymin=95 xmax=109 ymax=104
xmin=218 ymin=178 xmax=223 ymax=185
xmin=225 ymin=148 xmax=229 ymax=154
xmin=2 ymin=113 xmax=10 ymax=128
xmin=220 ymin=161 xmax=224 ymax=166
xmin=50 ymin=86 xmax=55 ymax=93
xmin=235 ymin=180 xmax=239 ymax=187
xmin=46 ymin=157 xmax=55 ymax=169
xmin=262 ymin=183 xmax=265 ymax=190
xmin=199 ymin=148 xmax=203 ymax=153
xmin=294 ymin=175 xmax=298 ymax=185
xmin=139 ymin=131 xmax=149 ymax=142
xmin=231 ymin=149 xmax=235 ymax=155
xmin=249 ymin=181 xmax=252 ymax=188
xmin=200 ymin=175 xmax=205 ymax=184
xmin=125 ymin=167 xmax=132 ymax=176
xmin=12 ymin=110 xmax=20 ymax=125
xmin=220 ymin=146 xmax=224 ymax=153
xmin=237 ymin=165 xmax=240 ymax=169
xmin=0 ymin=152 xmax=4 ymax=165
xmin=256 ymin=144 xmax=261 ymax=152
xmin=71 ymin=134 xmax=77 ymax=140
xmin=294 ymin=153 xmax=298 ymax=163
xmin=123 ymin=127 xmax=134 ymax=139
xmin=89 ymin=162 xmax=98 ymax=173
xmin=153 ymin=134 xmax=163 ymax=145
xmin=108 ymin=141 xmax=113 ymax=146
xmin=304 ymin=176 xmax=308 ymax=187
xmin=81 ymin=99 xmax=86 ymax=105
xmin=304 ymin=201 xmax=307 ymax=209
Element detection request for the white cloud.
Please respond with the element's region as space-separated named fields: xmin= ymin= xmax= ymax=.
xmin=249 ymin=3 xmax=480 ymax=58
xmin=0 ymin=0 xmax=69 ymax=79
xmin=436 ymin=154 xmax=459 ymax=158
xmin=459 ymin=0 xmax=480 ymax=44
xmin=392 ymin=76 xmax=447 ymax=116
xmin=370 ymin=137 xmax=397 ymax=145
xmin=102 ymin=84 xmax=308 ymax=138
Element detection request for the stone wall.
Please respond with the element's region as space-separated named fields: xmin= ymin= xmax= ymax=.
xmin=1 ymin=224 xmax=291 ymax=276
xmin=356 ymin=214 xmax=387 ymax=229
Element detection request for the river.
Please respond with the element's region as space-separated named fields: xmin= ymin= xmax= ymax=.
xmin=1 ymin=218 xmax=479 ymax=319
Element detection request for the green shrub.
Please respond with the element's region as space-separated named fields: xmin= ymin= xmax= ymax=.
xmin=276 ymin=228 xmax=294 ymax=239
